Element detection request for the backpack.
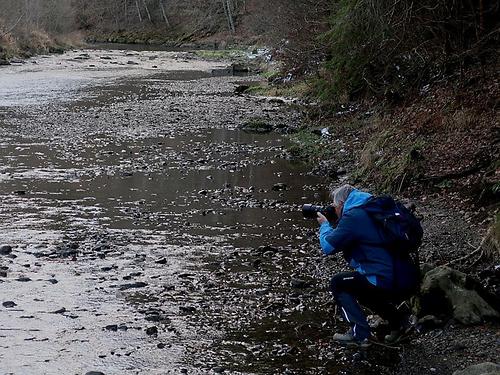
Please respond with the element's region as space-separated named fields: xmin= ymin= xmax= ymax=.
xmin=361 ymin=195 xmax=423 ymax=295
xmin=361 ymin=195 xmax=423 ymax=254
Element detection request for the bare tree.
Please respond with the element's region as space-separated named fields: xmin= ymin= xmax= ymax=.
xmin=142 ymin=0 xmax=152 ymax=23
xmin=159 ymin=0 xmax=170 ymax=27
xmin=135 ymin=0 xmax=143 ymax=22
xmin=222 ymin=0 xmax=235 ymax=33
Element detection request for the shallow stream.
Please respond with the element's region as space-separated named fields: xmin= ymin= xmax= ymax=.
xmin=0 ymin=47 xmax=330 ymax=374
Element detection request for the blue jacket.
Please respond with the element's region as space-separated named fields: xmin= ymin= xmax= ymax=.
xmin=319 ymin=189 xmax=394 ymax=289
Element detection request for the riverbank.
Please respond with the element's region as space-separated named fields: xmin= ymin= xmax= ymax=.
xmin=213 ymin=48 xmax=500 ymax=373
xmin=0 ymin=28 xmax=84 ymax=61
xmin=281 ymin=60 xmax=499 ymax=264
xmin=229 ymin=55 xmax=500 ymax=374
xmin=0 ymin=47 xmax=498 ymax=374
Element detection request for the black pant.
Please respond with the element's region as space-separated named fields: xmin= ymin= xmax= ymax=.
xmin=330 ymin=272 xmax=403 ymax=340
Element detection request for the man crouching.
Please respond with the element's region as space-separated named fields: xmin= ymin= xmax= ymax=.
xmin=317 ymin=184 xmax=416 ymax=346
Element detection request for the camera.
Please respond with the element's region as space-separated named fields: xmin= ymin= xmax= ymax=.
xmin=302 ymin=204 xmax=338 ymax=223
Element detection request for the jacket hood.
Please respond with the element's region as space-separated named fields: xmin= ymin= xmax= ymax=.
xmin=343 ymin=189 xmax=372 ymax=214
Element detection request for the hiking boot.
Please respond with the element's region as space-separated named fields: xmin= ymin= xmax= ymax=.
xmin=385 ymin=317 xmax=415 ymax=344
xmin=332 ymin=329 xmax=354 ymax=343
xmin=384 ymin=329 xmax=402 ymax=344
xmin=333 ymin=330 xmax=371 ymax=348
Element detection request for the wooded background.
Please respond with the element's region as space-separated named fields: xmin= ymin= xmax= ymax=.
xmin=0 ymin=0 xmax=498 ymax=99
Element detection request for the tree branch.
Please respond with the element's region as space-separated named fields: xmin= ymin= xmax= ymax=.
xmin=0 ymin=13 xmax=25 ymax=37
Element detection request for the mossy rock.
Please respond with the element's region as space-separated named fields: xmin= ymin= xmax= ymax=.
xmin=452 ymin=362 xmax=500 ymax=375
xmin=416 ymin=266 xmax=500 ymax=325
xmin=239 ymin=118 xmax=273 ymax=134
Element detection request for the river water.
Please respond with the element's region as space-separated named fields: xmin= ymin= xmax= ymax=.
xmin=0 ymin=47 xmax=331 ymax=374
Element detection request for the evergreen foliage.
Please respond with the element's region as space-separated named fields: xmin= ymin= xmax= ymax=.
xmin=316 ymin=0 xmax=499 ymax=100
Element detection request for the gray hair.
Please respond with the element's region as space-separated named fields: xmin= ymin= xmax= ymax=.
xmin=330 ymin=184 xmax=355 ymax=207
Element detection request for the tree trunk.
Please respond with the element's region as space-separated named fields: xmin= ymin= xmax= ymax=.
xmin=223 ymin=0 xmax=235 ymax=34
xmin=159 ymin=0 xmax=170 ymax=27
xmin=124 ymin=0 xmax=128 ymax=25
xmin=142 ymin=0 xmax=152 ymax=23
xmin=228 ymin=0 xmax=236 ymax=33
xmin=135 ymin=0 xmax=143 ymax=22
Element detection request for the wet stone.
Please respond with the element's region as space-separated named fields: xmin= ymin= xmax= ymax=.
xmin=56 ymin=244 xmax=78 ymax=258
xmin=252 ymin=245 xmax=280 ymax=258
xmin=155 ymin=257 xmax=167 ymax=265
xmin=272 ymin=183 xmax=287 ymax=191
xmin=119 ymin=281 xmax=148 ymax=290
xmin=180 ymin=306 xmax=197 ymax=314
xmin=178 ymin=273 xmax=194 ymax=279
xmin=290 ymin=278 xmax=310 ymax=289
xmin=0 ymin=245 xmax=12 ymax=255
xmin=145 ymin=326 xmax=158 ymax=336
xmin=2 ymin=301 xmax=17 ymax=308
xmin=145 ymin=314 xmax=161 ymax=322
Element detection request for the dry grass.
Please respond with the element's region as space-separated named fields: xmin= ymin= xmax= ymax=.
xmin=0 ymin=21 xmax=19 ymax=57
xmin=0 ymin=27 xmax=83 ymax=59
xmin=442 ymin=109 xmax=479 ymax=132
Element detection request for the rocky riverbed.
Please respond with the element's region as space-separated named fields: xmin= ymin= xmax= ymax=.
xmin=0 ymin=47 xmax=498 ymax=375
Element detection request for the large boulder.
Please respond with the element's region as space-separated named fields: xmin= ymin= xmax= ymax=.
xmin=452 ymin=362 xmax=500 ymax=375
xmin=416 ymin=266 xmax=499 ymax=325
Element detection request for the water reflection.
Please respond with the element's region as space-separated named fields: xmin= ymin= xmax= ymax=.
xmin=0 ymin=128 xmax=327 ymax=249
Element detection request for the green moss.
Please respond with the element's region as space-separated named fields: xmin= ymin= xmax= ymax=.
xmin=244 ymin=84 xmax=268 ymax=95
xmin=240 ymin=117 xmax=273 ymax=133
xmin=247 ymin=81 xmax=311 ymax=98
xmin=355 ymin=128 xmax=427 ymax=193
xmin=194 ymin=49 xmax=246 ymax=60
xmin=288 ymin=129 xmax=334 ymax=162
xmin=260 ymin=70 xmax=280 ymax=80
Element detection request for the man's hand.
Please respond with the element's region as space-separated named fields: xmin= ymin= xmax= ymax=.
xmin=317 ymin=212 xmax=328 ymax=225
